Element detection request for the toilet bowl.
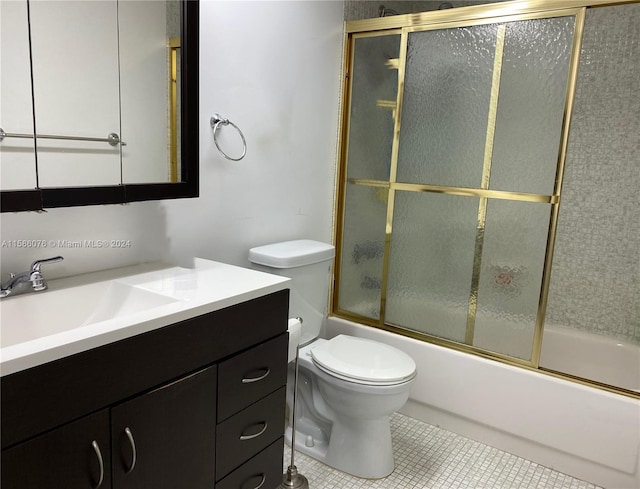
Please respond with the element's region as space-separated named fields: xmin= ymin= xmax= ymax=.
xmin=289 ymin=336 xmax=416 ymax=479
xmin=248 ymin=240 xmax=417 ymax=479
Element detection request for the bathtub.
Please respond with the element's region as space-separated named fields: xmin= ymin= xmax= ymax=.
xmin=540 ymin=324 xmax=639 ymax=393
xmin=325 ymin=316 xmax=640 ymax=489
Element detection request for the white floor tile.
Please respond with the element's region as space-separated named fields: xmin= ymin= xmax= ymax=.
xmin=282 ymin=413 xmax=602 ymax=489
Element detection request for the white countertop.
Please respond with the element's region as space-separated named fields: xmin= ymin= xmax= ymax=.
xmin=0 ymin=258 xmax=290 ymax=376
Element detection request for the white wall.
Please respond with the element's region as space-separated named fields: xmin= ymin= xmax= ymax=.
xmin=161 ymin=0 xmax=344 ymax=267
xmin=1 ymin=1 xmax=343 ymax=279
xmin=0 ymin=203 xmax=168 ymax=279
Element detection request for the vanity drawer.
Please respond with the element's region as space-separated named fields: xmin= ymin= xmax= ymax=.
xmin=216 ymin=438 xmax=284 ymax=489
xmin=216 ymin=387 xmax=286 ymax=480
xmin=218 ymin=333 xmax=288 ymax=422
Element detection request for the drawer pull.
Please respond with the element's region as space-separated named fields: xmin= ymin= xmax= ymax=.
xmin=242 ymin=367 xmax=270 ymax=384
xmin=91 ymin=440 xmax=104 ymax=489
xmin=244 ymin=473 xmax=266 ymax=489
xmin=124 ymin=427 xmax=137 ymax=474
xmin=239 ymin=421 xmax=268 ymax=441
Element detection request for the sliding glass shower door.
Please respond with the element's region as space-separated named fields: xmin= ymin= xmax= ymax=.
xmin=335 ymin=8 xmax=582 ymax=365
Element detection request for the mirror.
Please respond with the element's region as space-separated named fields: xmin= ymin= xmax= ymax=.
xmin=0 ymin=0 xmax=199 ymax=212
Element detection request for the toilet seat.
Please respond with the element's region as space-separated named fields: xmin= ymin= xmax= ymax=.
xmin=310 ymin=335 xmax=416 ymax=386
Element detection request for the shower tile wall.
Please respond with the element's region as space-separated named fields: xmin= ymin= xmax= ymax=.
xmin=344 ymin=1 xmax=640 ymax=346
xmin=546 ymin=4 xmax=640 ymax=345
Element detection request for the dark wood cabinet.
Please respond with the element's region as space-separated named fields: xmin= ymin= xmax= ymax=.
xmin=216 ymin=387 xmax=286 ymax=479
xmin=111 ymin=366 xmax=217 ymax=489
xmin=216 ymin=439 xmax=285 ymax=489
xmin=215 ymin=333 xmax=289 ymax=488
xmin=1 ymin=289 xmax=289 ymax=489
xmin=218 ymin=334 xmax=289 ymax=422
xmin=1 ymin=409 xmax=111 ymax=489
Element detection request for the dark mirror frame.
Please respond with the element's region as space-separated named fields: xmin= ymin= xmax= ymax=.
xmin=1 ymin=0 xmax=199 ymax=213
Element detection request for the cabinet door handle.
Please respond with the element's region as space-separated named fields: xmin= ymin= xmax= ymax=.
xmin=242 ymin=367 xmax=270 ymax=384
xmin=244 ymin=473 xmax=266 ymax=489
xmin=91 ymin=440 xmax=104 ymax=489
xmin=239 ymin=421 xmax=268 ymax=441
xmin=124 ymin=427 xmax=137 ymax=474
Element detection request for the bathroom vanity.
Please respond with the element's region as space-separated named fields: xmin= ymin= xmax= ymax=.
xmin=0 ymin=259 xmax=290 ymax=489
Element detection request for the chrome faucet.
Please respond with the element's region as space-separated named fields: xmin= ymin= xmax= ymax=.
xmin=0 ymin=256 xmax=64 ymax=298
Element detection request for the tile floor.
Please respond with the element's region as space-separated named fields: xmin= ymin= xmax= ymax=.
xmin=283 ymin=413 xmax=603 ymax=489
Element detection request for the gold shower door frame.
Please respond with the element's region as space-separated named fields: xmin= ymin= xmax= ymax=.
xmin=333 ymin=3 xmax=590 ymax=372
xmin=169 ymin=37 xmax=180 ymax=183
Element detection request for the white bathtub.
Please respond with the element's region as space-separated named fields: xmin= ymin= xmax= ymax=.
xmin=540 ymin=324 xmax=639 ymax=392
xmin=325 ymin=316 xmax=640 ymax=489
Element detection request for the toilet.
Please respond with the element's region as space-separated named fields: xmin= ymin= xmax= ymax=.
xmin=249 ymin=239 xmax=417 ymax=479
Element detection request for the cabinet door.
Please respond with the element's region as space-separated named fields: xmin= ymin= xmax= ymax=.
xmin=1 ymin=409 xmax=111 ymax=489
xmin=111 ymin=365 xmax=217 ymax=489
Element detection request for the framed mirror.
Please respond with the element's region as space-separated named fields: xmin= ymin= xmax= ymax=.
xmin=0 ymin=0 xmax=199 ymax=212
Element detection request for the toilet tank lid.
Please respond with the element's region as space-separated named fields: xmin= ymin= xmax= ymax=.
xmin=249 ymin=240 xmax=335 ymax=268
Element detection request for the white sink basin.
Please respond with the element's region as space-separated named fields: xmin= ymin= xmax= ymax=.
xmin=0 ymin=280 xmax=178 ymax=348
xmin=0 ymin=259 xmax=290 ymax=377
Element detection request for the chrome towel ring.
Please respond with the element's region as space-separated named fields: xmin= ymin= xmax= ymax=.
xmin=210 ymin=114 xmax=247 ymax=161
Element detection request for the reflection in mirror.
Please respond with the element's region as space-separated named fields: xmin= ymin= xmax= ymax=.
xmin=0 ymin=0 xmax=198 ymax=211
xmin=28 ymin=0 xmax=182 ymax=187
xmin=29 ymin=0 xmax=122 ymax=187
xmin=0 ymin=0 xmax=37 ymax=190
xmin=119 ymin=0 xmax=182 ymax=184
xmin=169 ymin=36 xmax=182 ymax=182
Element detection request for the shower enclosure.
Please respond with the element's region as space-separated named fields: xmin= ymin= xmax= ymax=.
xmin=334 ymin=0 xmax=639 ymax=395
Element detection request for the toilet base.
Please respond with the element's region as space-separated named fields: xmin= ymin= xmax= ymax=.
xmin=326 ymin=415 xmax=395 ymax=478
xmin=285 ymin=415 xmax=395 ymax=479
xmin=285 ymin=425 xmax=329 ymax=467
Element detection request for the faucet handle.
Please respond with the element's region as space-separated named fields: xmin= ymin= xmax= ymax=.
xmin=29 ymin=256 xmax=63 ymax=291
xmin=30 ymin=256 xmax=64 ymax=272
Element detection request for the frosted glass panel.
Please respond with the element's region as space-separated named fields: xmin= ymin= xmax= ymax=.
xmin=386 ymin=192 xmax=478 ymax=342
xmin=397 ymin=25 xmax=497 ymax=187
xmin=491 ymin=17 xmax=575 ymax=195
xmin=346 ymin=35 xmax=401 ymax=181
xmin=473 ymin=200 xmax=551 ymax=360
xmin=337 ymin=11 xmax=586 ymax=368
xmin=338 ymin=184 xmax=388 ymax=319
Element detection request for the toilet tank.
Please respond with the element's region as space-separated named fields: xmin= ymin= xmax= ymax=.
xmin=249 ymin=240 xmax=335 ymax=346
